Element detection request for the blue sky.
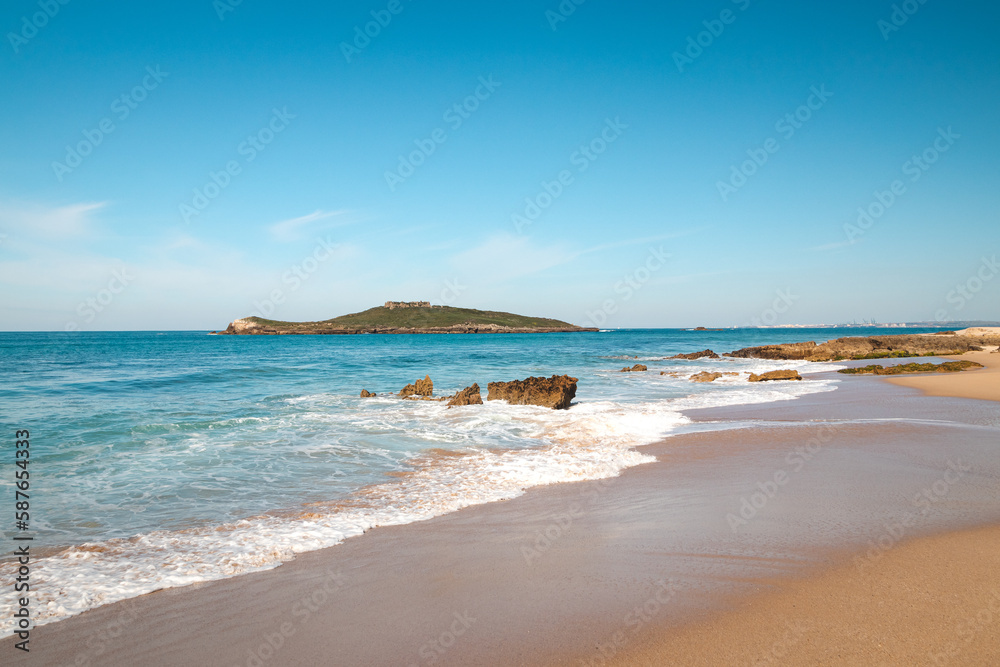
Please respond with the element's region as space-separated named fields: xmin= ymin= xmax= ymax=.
xmin=1 ymin=0 xmax=998 ymax=330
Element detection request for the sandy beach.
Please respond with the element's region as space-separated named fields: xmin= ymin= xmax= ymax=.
xmin=887 ymin=350 xmax=1000 ymax=403
xmin=5 ymin=357 xmax=999 ymax=666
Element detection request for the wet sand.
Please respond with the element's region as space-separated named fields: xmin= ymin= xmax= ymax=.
xmin=5 ymin=369 xmax=1000 ymax=665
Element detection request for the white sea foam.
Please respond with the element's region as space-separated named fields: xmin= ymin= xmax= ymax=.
xmin=0 ymin=363 xmax=840 ymax=633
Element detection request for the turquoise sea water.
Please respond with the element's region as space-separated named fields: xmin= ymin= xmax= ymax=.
xmin=0 ymin=327 xmax=947 ymax=628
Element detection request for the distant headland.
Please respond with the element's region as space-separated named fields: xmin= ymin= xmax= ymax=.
xmin=217 ymin=303 xmax=598 ymax=335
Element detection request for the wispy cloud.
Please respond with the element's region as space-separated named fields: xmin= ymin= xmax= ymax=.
xmin=450 ymin=235 xmax=577 ymax=281
xmin=0 ymin=200 xmax=107 ymax=240
xmin=268 ymin=209 xmax=352 ymax=242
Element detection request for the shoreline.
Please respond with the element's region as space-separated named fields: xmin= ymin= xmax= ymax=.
xmin=6 ymin=366 xmax=999 ymax=665
xmin=885 ymin=350 xmax=1000 ymax=403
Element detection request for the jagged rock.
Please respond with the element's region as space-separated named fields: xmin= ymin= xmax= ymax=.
xmin=447 ymin=384 xmax=483 ymax=407
xmin=399 ymin=375 xmax=433 ymax=398
xmin=690 ymin=371 xmax=723 ymax=383
xmin=726 ymin=335 xmax=987 ymax=362
xmin=487 ymin=375 xmax=578 ymax=410
xmin=670 ymin=349 xmax=720 ymax=360
xmin=661 ymin=371 xmax=683 ymax=377
xmin=360 ymin=389 xmax=375 ymax=398
xmin=620 ymin=364 xmax=648 ymax=372
xmin=748 ymin=370 xmax=802 ymax=382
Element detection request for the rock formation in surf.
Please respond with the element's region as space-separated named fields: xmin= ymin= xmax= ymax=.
xmin=486 ymin=375 xmax=578 ymax=410
xmin=670 ymin=349 xmax=720 ymax=360
xmin=400 ymin=375 xmax=434 ymax=398
xmin=748 ymin=370 xmax=802 ymax=382
xmin=447 ymin=384 xmax=483 ymax=407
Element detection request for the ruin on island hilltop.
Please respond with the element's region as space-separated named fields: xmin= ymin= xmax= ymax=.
xmin=384 ymin=301 xmax=435 ymax=310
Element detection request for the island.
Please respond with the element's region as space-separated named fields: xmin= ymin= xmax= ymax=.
xmin=217 ymin=301 xmax=598 ymax=335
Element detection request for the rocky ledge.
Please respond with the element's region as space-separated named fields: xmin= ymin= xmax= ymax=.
xmin=838 ymin=361 xmax=984 ymax=376
xmin=726 ymin=332 xmax=1000 ymax=362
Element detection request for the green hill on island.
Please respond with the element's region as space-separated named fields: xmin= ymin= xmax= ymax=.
xmin=219 ymin=302 xmax=595 ymax=335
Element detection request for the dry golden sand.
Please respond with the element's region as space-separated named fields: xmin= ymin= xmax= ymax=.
xmin=604 ymin=525 xmax=1000 ymax=667
xmin=606 ymin=351 xmax=1000 ymax=667
xmin=886 ymin=350 xmax=1000 ymax=403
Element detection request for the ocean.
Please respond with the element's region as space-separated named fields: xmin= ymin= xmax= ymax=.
xmin=0 ymin=327 xmax=944 ymax=630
